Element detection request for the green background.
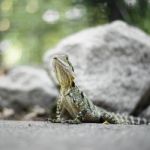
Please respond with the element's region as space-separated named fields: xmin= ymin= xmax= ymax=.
xmin=0 ymin=0 xmax=150 ymax=67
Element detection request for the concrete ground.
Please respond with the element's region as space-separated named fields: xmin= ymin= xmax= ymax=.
xmin=0 ymin=121 xmax=150 ymax=150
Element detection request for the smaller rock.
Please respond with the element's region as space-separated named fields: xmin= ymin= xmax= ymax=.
xmin=0 ymin=66 xmax=58 ymax=112
xmin=23 ymin=105 xmax=47 ymax=121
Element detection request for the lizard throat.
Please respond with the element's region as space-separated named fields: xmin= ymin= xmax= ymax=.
xmin=53 ymin=59 xmax=74 ymax=90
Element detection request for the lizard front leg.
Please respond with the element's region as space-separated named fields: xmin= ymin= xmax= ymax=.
xmin=49 ymin=96 xmax=64 ymax=123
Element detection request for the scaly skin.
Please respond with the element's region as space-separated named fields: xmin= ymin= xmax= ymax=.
xmin=49 ymin=54 xmax=149 ymax=125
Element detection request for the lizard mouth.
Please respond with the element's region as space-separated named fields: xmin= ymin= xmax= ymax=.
xmin=53 ymin=57 xmax=74 ymax=74
xmin=53 ymin=57 xmax=69 ymax=72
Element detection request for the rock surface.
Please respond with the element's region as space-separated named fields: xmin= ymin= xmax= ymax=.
xmin=0 ymin=121 xmax=150 ymax=150
xmin=0 ymin=66 xmax=57 ymax=110
xmin=44 ymin=21 xmax=150 ymax=115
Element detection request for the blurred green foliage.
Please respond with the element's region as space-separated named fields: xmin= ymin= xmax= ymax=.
xmin=0 ymin=0 xmax=150 ymax=67
xmin=74 ymin=0 xmax=150 ymax=32
xmin=0 ymin=0 xmax=91 ymax=66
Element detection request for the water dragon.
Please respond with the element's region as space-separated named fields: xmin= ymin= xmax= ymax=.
xmin=49 ymin=54 xmax=149 ymax=125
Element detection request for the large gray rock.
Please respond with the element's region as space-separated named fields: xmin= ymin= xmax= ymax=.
xmin=44 ymin=21 xmax=150 ymax=115
xmin=0 ymin=121 xmax=150 ymax=150
xmin=0 ymin=66 xmax=57 ymax=110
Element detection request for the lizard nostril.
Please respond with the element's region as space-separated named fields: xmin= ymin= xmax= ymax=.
xmin=53 ymin=57 xmax=57 ymax=60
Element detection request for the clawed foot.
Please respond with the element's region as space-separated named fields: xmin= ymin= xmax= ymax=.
xmin=48 ymin=118 xmax=62 ymax=123
xmin=103 ymin=121 xmax=109 ymax=125
xmin=61 ymin=119 xmax=81 ymax=124
xmin=48 ymin=118 xmax=81 ymax=124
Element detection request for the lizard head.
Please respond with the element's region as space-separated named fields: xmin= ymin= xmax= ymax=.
xmin=52 ymin=54 xmax=75 ymax=88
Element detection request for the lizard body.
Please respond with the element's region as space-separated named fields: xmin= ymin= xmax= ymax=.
xmin=49 ymin=54 xmax=149 ymax=125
